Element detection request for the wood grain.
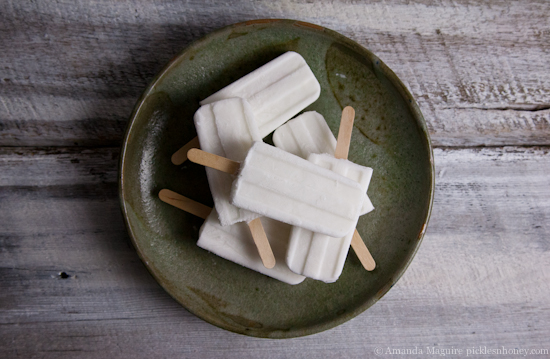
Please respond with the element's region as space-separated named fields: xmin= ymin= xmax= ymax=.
xmin=187 ymin=148 xmax=240 ymax=175
xmin=0 ymin=146 xmax=548 ymax=357
xmin=158 ymin=189 xmax=212 ymax=220
xmin=351 ymin=229 xmax=376 ymax=272
xmin=171 ymin=136 xmax=200 ymax=165
xmin=247 ymin=218 xmax=277 ymax=269
xmin=0 ymin=1 xmax=548 ymax=147
xmin=334 ymin=106 xmax=355 ymax=160
xmin=1 ymin=0 xmax=549 ymax=357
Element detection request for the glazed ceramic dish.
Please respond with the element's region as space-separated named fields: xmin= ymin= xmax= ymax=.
xmin=119 ymin=19 xmax=434 ymax=338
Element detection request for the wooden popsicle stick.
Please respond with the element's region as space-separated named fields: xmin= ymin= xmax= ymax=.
xmin=334 ymin=106 xmax=376 ymax=271
xmin=158 ymin=189 xmax=212 ymax=219
xmin=334 ymin=106 xmax=355 ymax=160
xmin=351 ymin=229 xmax=376 ymax=271
xmin=247 ymin=218 xmax=276 ymax=269
xmin=171 ymin=136 xmax=200 ymax=165
xmin=187 ymin=148 xmax=240 ymax=175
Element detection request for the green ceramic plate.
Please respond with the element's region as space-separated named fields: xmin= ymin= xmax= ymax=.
xmin=119 ymin=19 xmax=434 ymax=338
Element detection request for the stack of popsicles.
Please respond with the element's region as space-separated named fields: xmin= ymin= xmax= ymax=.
xmin=160 ymin=51 xmax=376 ymax=284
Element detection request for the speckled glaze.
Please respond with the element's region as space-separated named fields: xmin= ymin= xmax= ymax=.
xmin=119 ymin=19 xmax=434 ymax=338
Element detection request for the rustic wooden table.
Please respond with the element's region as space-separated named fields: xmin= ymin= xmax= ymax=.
xmin=1 ymin=1 xmax=549 ymax=358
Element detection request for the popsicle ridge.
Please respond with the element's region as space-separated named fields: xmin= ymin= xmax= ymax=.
xmin=201 ymin=52 xmax=305 ymax=103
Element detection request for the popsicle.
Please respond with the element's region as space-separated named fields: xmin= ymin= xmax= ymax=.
xmin=286 ymin=153 xmax=374 ymax=283
xmin=273 ymin=110 xmax=374 ymax=215
xmin=193 ymin=98 xmax=277 ymax=268
xmin=193 ymin=97 xmax=261 ymax=226
xmin=286 ymin=107 xmax=375 ymax=282
xmin=199 ymin=209 xmax=305 ymax=284
xmin=187 ymin=142 xmax=366 ymax=238
xmin=201 ymin=51 xmax=321 ymax=137
xmin=158 ymin=189 xmax=305 ymax=284
xmin=171 ymin=52 xmax=320 ymax=165
xmin=272 ymin=111 xmax=337 ymax=159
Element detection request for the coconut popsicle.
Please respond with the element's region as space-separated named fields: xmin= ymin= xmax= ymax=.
xmin=194 ymin=97 xmax=277 ymax=268
xmin=193 ymin=97 xmax=261 ymax=226
xmin=201 ymin=51 xmax=321 ymax=137
xmin=286 ymin=154 xmax=374 ymax=282
xmin=285 ymin=107 xmax=375 ymax=282
xmin=172 ymin=52 xmax=321 ymax=166
xmin=187 ymin=143 xmax=366 ymax=238
xmin=198 ymin=208 xmax=305 ymax=285
xmin=230 ymin=142 xmax=365 ymax=238
xmin=158 ymin=190 xmax=304 ymax=284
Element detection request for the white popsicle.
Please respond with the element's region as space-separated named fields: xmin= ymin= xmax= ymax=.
xmin=272 ymin=111 xmax=336 ymax=158
xmin=201 ymin=51 xmax=321 ymax=137
xmin=230 ymin=141 xmax=365 ymax=238
xmin=198 ymin=209 xmax=305 ymax=285
xmin=194 ymin=98 xmax=261 ymax=226
xmin=285 ymin=107 xmax=375 ymax=282
xmin=158 ymin=190 xmax=304 ymax=284
xmin=273 ymin=110 xmax=374 ymax=215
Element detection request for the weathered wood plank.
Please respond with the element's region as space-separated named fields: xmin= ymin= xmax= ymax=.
xmin=0 ymin=146 xmax=548 ymax=357
xmin=0 ymin=147 xmax=119 ymax=186
xmin=1 ymin=1 xmax=549 ymax=147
